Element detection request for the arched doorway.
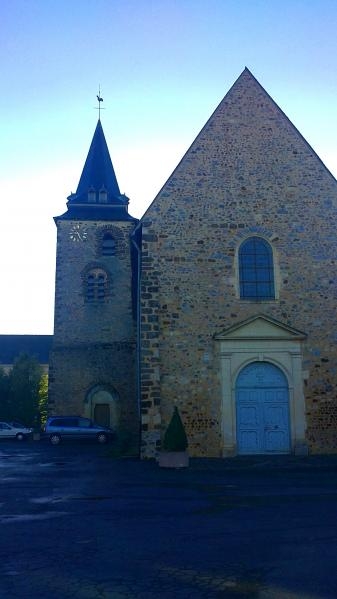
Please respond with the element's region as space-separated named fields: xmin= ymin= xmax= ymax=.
xmin=236 ymin=362 xmax=290 ymax=454
xmin=94 ymin=403 xmax=110 ymax=427
xmin=85 ymin=386 xmax=120 ymax=429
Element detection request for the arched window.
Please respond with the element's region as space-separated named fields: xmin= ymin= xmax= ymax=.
xmin=86 ymin=268 xmax=108 ymax=302
xmin=239 ymin=237 xmax=275 ymax=300
xmin=101 ymin=232 xmax=116 ymax=256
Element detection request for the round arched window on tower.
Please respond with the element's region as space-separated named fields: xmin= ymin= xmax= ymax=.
xmin=85 ymin=268 xmax=108 ymax=302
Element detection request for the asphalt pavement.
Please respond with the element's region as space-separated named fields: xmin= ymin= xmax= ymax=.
xmin=1 ymin=440 xmax=337 ymax=599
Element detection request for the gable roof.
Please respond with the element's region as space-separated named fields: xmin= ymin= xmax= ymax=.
xmin=140 ymin=68 xmax=337 ymax=223
xmin=0 ymin=335 xmax=53 ymax=365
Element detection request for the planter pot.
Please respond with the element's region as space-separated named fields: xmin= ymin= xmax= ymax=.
xmin=158 ymin=451 xmax=189 ymax=468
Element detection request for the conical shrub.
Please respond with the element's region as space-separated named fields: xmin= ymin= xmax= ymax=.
xmin=162 ymin=406 xmax=188 ymax=451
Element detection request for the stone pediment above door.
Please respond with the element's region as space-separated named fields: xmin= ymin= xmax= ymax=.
xmin=214 ymin=314 xmax=307 ymax=342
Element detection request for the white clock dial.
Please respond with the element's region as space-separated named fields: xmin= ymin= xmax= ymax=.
xmin=69 ymin=224 xmax=88 ymax=241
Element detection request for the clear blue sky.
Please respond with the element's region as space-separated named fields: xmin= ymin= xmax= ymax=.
xmin=0 ymin=0 xmax=336 ymax=334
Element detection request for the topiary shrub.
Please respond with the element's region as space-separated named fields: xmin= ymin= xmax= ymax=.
xmin=162 ymin=406 xmax=188 ymax=452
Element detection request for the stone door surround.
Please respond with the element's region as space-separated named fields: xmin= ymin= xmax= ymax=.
xmin=214 ymin=314 xmax=308 ymax=456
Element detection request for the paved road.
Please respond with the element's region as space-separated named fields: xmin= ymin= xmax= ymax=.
xmin=1 ymin=441 xmax=337 ymax=598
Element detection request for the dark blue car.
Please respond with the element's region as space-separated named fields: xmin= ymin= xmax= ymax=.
xmin=44 ymin=416 xmax=114 ymax=445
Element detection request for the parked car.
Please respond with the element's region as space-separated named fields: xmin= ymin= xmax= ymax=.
xmin=9 ymin=421 xmax=29 ymax=429
xmin=0 ymin=421 xmax=33 ymax=441
xmin=44 ymin=416 xmax=114 ymax=445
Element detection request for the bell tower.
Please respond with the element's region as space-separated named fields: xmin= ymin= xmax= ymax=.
xmin=48 ymin=117 xmax=139 ymax=447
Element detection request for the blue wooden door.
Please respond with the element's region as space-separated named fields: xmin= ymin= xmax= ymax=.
xmin=236 ymin=362 xmax=290 ymax=454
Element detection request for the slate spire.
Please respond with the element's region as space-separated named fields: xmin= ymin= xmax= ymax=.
xmin=61 ymin=120 xmax=135 ymax=221
xmin=74 ymin=119 xmax=121 ymax=203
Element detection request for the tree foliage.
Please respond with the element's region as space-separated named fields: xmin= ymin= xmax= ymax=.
xmin=0 ymin=353 xmax=47 ymax=428
xmin=0 ymin=367 xmax=11 ymax=421
xmin=38 ymin=373 xmax=49 ymax=427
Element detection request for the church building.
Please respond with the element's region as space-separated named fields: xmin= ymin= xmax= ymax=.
xmin=48 ymin=68 xmax=337 ymax=458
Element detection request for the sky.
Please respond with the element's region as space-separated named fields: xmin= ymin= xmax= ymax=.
xmin=0 ymin=0 xmax=337 ymax=335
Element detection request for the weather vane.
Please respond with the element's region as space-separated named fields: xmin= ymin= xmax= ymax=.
xmin=96 ymin=86 xmax=105 ymax=119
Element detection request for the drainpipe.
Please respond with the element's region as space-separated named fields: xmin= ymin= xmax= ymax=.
xmin=131 ymin=224 xmax=142 ymax=458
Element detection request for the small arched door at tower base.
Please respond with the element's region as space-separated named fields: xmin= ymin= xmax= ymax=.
xmin=85 ymin=387 xmax=120 ymax=429
xmin=94 ymin=403 xmax=110 ymax=427
xmin=236 ymin=362 xmax=290 ymax=454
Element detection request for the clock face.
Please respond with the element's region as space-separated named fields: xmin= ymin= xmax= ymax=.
xmin=69 ymin=223 xmax=88 ymax=241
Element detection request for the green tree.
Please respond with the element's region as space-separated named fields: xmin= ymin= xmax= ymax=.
xmin=0 ymin=366 xmax=11 ymax=421
xmin=8 ymin=353 xmax=42 ymax=427
xmin=38 ymin=373 xmax=49 ymax=427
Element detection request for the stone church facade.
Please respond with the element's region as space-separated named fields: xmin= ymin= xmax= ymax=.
xmin=49 ymin=68 xmax=337 ymax=458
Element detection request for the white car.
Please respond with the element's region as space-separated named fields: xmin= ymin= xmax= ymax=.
xmin=0 ymin=421 xmax=33 ymax=441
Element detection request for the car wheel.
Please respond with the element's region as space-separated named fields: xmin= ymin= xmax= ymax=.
xmin=97 ymin=432 xmax=108 ymax=444
xmin=16 ymin=433 xmax=25 ymax=441
xmin=49 ymin=433 xmax=61 ymax=445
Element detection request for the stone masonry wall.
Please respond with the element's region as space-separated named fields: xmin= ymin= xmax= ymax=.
xmin=53 ymin=220 xmax=135 ymax=345
xmin=49 ymin=218 xmax=138 ymax=439
xmin=139 ymin=69 xmax=337 ymax=457
xmin=48 ymin=343 xmax=138 ymax=438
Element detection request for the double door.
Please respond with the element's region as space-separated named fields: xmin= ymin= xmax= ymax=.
xmin=236 ymin=362 xmax=290 ymax=454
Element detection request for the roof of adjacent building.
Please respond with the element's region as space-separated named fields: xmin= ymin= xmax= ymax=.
xmin=0 ymin=335 xmax=53 ymax=365
xmin=56 ymin=119 xmax=137 ymax=222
